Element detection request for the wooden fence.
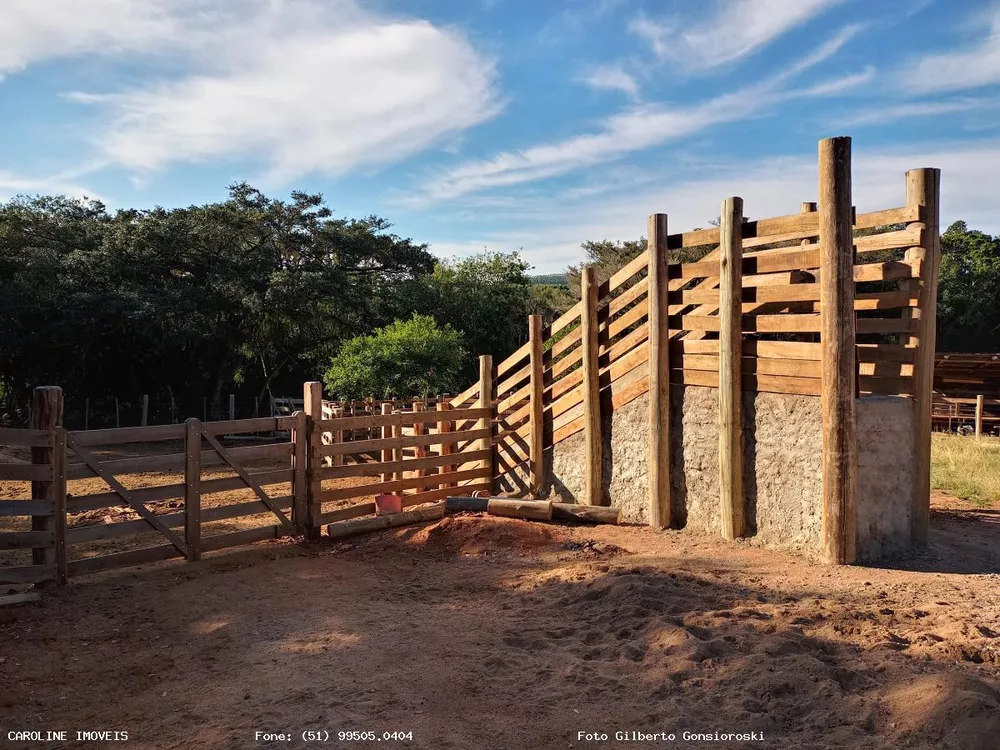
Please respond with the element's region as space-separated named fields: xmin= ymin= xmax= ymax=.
xmin=0 ymin=384 xmax=491 ymax=587
xmin=452 ymin=136 xmax=940 ymax=564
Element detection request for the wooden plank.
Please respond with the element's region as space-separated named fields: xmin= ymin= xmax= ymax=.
xmin=718 ymin=198 xmax=745 ymax=540
xmin=607 ymin=276 xmax=649 ymax=317
xmin=291 ymin=411 xmax=307 ymax=534
xmin=200 ymin=525 xmax=282 ymax=552
xmin=856 ymin=317 xmax=917 ymax=335
xmin=819 ymin=136 xmax=858 ymax=565
xmin=31 ymin=387 xmax=62 ymax=583
xmin=854 ymin=226 xmax=923 ymax=255
xmin=325 ymin=503 xmax=445 ymax=541
xmin=0 ymin=500 xmax=53 ymax=516
xmin=605 ymin=249 xmax=650 ymax=294
xmin=0 ymin=564 xmax=55 ymax=584
xmin=0 ymin=428 xmax=52 ymax=447
xmin=319 ymin=449 xmax=490 ymax=480
xmin=51 ymin=428 xmax=67 ymax=584
xmin=906 ymin=167 xmax=941 ymax=545
xmin=581 ymin=267 xmax=602 ymax=507
xmin=67 ymin=544 xmax=184 ymax=575
xmin=319 ymin=502 xmax=376 ymax=524
xmin=65 ymin=442 xmax=292 ymax=480
xmin=201 ymin=417 xmax=281 ymax=436
xmin=68 ymin=423 xmax=185 ymax=447
xmin=479 ymin=355 xmax=494 ymax=490
xmin=852 ymin=258 xmax=921 ymax=283
xmin=304 ymin=381 xmax=324 ymax=539
xmin=528 ymin=314 xmax=545 ymax=496
xmin=0 ymin=592 xmax=43 ymax=606
xmin=65 ymin=434 xmax=188 ymax=554
xmin=0 ymin=531 xmax=54 ymax=550
xmin=184 ymin=418 xmax=201 ymax=561
xmin=647 ymin=213 xmax=671 ymax=528
xmin=0 ymin=463 xmax=52 ymax=481
xmin=318 ymin=466 xmax=491 ymax=503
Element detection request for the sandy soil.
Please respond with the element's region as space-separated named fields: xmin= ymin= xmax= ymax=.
xmin=1 ymin=492 xmax=998 ymax=750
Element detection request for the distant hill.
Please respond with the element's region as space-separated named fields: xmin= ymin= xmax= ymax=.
xmin=528 ymin=273 xmax=568 ymax=286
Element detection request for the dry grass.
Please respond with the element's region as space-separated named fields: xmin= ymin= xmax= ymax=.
xmin=931 ymin=432 xmax=1000 ymax=507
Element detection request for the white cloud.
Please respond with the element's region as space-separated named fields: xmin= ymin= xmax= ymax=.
xmin=427 ymin=140 xmax=1000 ymax=274
xmin=414 ymin=28 xmax=869 ymax=204
xmin=578 ymin=64 xmax=640 ymax=98
xmin=900 ymin=5 xmax=1000 ymax=93
xmin=0 ymin=0 xmax=179 ymax=79
xmin=7 ymin=0 xmax=501 ymax=183
xmin=629 ymin=0 xmax=843 ymax=72
xmin=0 ymin=170 xmax=103 ymax=203
xmin=837 ymin=97 xmax=998 ymax=126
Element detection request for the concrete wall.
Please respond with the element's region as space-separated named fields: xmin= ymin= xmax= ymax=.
xmin=544 ymin=385 xmax=915 ymax=561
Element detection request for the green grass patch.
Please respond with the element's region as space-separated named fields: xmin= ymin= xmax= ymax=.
xmin=930 ymin=433 xmax=1000 ymax=508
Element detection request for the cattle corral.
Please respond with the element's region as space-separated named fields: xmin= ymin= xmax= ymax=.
xmin=2 ymin=136 xmax=999 ymax=747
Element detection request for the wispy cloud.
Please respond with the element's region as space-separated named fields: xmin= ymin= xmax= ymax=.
xmin=629 ymin=0 xmax=844 ymax=73
xmin=0 ymin=169 xmax=103 ymax=203
xmin=577 ymin=64 xmax=640 ymax=98
xmin=413 ymin=27 xmax=869 ymax=204
xmin=837 ymin=97 xmax=998 ymax=126
xmin=899 ymin=5 xmax=1000 ymax=93
xmin=12 ymin=0 xmax=501 ymax=184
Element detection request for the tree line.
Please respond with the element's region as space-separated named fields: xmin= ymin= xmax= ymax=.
xmin=0 ymin=184 xmax=569 ymax=424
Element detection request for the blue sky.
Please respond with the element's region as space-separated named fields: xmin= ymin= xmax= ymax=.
xmin=2 ymin=0 xmax=999 ymax=273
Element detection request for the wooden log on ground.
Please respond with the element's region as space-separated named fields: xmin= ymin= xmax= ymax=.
xmin=325 ymin=502 xmax=445 ymax=541
xmin=552 ymin=503 xmax=621 ymax=524
xmin=487 ymin=497 xmax=553 ymax=521
xmin=445 ymin=496 xmax=490 ymax=513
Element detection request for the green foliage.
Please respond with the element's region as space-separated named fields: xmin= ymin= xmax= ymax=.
xmin=323 ymin=315 xmax=464 ymax=399
xmin=938 ymin=221 xmax=1000 ymax=352
xmin=528 ymin=273 xmax=567 ymax=285
xmin=0 ymin=184 xmax=433 ymax=418
xmin=403 ymin=251 xmax=566 ymax=379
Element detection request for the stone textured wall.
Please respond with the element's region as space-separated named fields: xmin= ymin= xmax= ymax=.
xmin=544 ymin=385 xmax=915 ymax=561
xmin=856 ymin=396 xmax=915 ymax=561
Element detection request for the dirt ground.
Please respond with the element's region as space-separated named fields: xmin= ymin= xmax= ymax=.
xmin=1 ymin=492 xmax=999 ymax=750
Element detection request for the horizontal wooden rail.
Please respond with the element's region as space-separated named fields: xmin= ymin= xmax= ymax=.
xmin=318 ymin=466 xmax=491 ymax=503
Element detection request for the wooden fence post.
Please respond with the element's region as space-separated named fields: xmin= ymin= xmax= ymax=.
xmin=141 ymin=394 xmax=149 ymax=426
xmin=719 ymin=198 xmax=745 ymax=540
xmin=184 ymin=417 xmax=202 ymax=561
xmin=303 ymin=381 xmax=323 ymax=539
xmin=229 ymin=394 xmax=236 ymax=422
xmin=479 ymin=355 xmax=495 ymax=492
xmin=819 ymin=136 xmax=858 ymax=565
xmin=647 ymin=213 xmax=671 ymax=527
xmin=528 ymin=314 xmax=545 ymax=496
xmin=905 ymin=167 xmax=941 ymax=544
xmin=413 ymin=401 xmax=427 ymax=478
xmin=31 ymin=386 xmax=64 ymax=586
xmin=581 ymin=267 xmax=602 ymax=506
xmin=291 ymin=410 xmax=307 ymax=534
xmin=381 ymin=403 xmax=395 ymax=484
xmin=975 ymin=394 xmax=984 ymax=440
xmin=438 ymin=401 xmax=455 ymax=488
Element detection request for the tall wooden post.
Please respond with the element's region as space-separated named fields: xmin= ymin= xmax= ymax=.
xmin=381 ymin=403 xmax=394 ymax=483
xmin=819 ymin=136 xmax=858 ymax=565
xmin=303 ymin=381 xmax=323 ymax=539
xmin=528 ymin=314 xmax=545 ymax=496
xmin=413 ymin=401 xmax=427 ymax=478
xmin=719 ymin=198 xmax=745 ymax=540
xmin=975 ymin=394 xmax=984 ymax=440
xmin=141 ymin=394 xmax=149 ymax=426
xmin=184 ymin=417 xmax=202 ymax=561
xmin=31 ymin=386 xmax=64 ymax=585
xmin=291 ymin=410 xmax=307 ymax=534
xmin=581 ymin=268 xmax=602 ymax=506
xmin=478 ymin=355 xmax=495 ymax=491
xmin=905 ymin=167 xmax=941 ymax=544
xmin=229 ymin=394 xmax=236 ymax=422
xmin=438 ymin=401 xmax=455 ymax=488
xmin=647 ymin=214 xmax=671 ymax=527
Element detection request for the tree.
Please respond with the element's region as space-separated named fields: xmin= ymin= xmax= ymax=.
xmin=323 ymin=314 xmax=465 ymax=400
xmin=938 ymin=221 xmax=1000 ymax=352
xmin=406 ymin=251 xmax=551 ymax=380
